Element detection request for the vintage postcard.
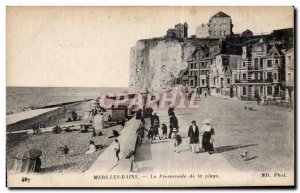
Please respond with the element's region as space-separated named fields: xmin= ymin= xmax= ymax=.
xmin=6 ymin=6 xmax=295 ymax=187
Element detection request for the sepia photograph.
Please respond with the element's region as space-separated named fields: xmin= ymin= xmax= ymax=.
xmin=5 ymin=6 xmax=295 ymax=187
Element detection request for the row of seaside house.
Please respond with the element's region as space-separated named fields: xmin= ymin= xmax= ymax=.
xmin=177 ymin=38 xmax=294 ymax=103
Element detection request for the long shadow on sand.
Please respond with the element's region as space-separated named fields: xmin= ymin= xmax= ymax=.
xmin=244 ymin=156 xmax=258 ymax=161
xmin=214 ymin=144 xmax=258 ymax=154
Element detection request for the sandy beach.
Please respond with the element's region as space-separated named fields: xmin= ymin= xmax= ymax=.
xmin=6 ymin=97 xmax=124 ymax=173
xmin=6 ymin=124 xmax=123 ymax=173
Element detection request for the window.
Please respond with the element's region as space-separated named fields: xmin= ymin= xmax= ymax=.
xmin=275 ymin=60 xmax=278 ymax=65
xmin=267 ymin=72 xmax=272 ymax=80
xmin=243 ymin=86 xmax=247 ymax=95
xmin=267 ymin=86 xmax=272 ymax=95
xmin=224 ymin=59 xmax=228 ymax=65
xmin=274 ymin=73 xmax=277 ymax=80
xmin=190 ymin=80 xmax=194 ymax=86
xmin=254 ymin=58 xmax=258 ymax=66
xmin=267 ymin=60 xmax=272 ymax=67
xmin=288 ymin=73 xmax=291 ymax=82
xmin=243 ymin=62 xmax=246 ymax=68
xmin=260 ymin=86 xmax=263 ymax=94
xmin=202 ymin=79 xmax=205 ymax=85
xmin=288 ymin=56 xmax=292 ymax=64
xmin=243 ymin=73 xmax=246 ymax=80
xmin=227 ymin=78 xmax=230 ymax=84
xmin=260 ymin=58 xmax=263 ymax=68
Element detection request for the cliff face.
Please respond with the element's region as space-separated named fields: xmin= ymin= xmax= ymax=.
xmin=129 ymin=38 xmax=196 ymax=90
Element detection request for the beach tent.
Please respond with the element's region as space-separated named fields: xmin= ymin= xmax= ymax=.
xmin=13 ymin=148 xmax=42 ymax=173
xmin=94 ymin=114 xmax=104 ymax=130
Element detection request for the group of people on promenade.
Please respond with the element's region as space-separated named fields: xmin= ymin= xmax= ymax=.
xmin=135 ymin=106 xmax=215 ymax=154
xmin=188 ymin=119 xmax=215 ymax=154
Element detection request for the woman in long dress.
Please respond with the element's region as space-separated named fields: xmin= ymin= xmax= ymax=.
xmin=188 ymin=120 xmax=199 ymax=153
xmin=201 ymin=119 xmax=215 ymax=154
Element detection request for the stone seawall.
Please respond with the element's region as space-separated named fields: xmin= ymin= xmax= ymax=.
xmin=88 ymin=117 xmax=140 ymax=173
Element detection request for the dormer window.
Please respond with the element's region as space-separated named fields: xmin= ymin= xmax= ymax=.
xmin=267 ymin=60 xmax=272 ymax=67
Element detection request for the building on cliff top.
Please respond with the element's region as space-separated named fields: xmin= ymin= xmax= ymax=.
xmin=166 ymin=22 xmax=188 ymax=39
xmin=195 ymin=11 xmax=234 ymax=39
xmin=196 ymin=23 xmax=209 ymax=38
xmin=208 ymin=11 xmax=233 ymax=39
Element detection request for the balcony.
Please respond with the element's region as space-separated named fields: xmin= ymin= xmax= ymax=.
xmin=235 ymin=79 xmax=273 ymax=84
xmin=247 ymin=66 xmax=263 ymax=71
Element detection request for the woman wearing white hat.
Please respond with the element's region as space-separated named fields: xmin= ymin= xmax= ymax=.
xmin=201 ymin=118 xmax=215 ymax=154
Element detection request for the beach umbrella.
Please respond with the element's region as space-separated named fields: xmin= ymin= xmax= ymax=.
xmin=16 ymin=148 xmax=42 ymax=160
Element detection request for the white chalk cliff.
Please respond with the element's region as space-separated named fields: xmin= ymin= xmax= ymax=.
xmin=129 ymin=38 xmax=196 ymax=90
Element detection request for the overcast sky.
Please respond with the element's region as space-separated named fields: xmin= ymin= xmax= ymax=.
xmin=7 ymin=6 xmax=294 ymax=87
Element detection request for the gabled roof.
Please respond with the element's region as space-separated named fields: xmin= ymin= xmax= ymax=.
xmin=223 ymin=55 xmax=241 ymax=76
xmin=267 ymin=44 xmax=284 ymax=56
xmin=286 ymin=48 xmax=294 ymax=54
xmin=209 ymin=46 xmax=221 ymax=58
xmin=187 ymin=45 xmax=210 ymax=61
xmin=177 ymin=68 xmax=188 ymax=77
xmin=211 ymin=11 xmax=230 ymax=18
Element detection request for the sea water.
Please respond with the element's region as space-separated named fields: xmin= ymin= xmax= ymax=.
xmin=6 ymin=87 xmax=128 ymax=115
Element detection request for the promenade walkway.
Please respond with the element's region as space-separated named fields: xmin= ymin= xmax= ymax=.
xmin=134 ymin=108 xmax=236 ymax=174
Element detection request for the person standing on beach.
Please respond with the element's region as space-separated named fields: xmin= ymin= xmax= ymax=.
xmin=120 ymin=119 xmax=126 ymax=128
xmin=32 ymin=125 xmax=36 ymax=134
xmin=113 ymin=139 xmax=121 ymax=161
xmin=63 ymin=145 xmax=69 ymax=155
xmin=188 ymin=120 xmax=200 ymax=153
xmin=169 ymin=112 xmax=179 ymax=138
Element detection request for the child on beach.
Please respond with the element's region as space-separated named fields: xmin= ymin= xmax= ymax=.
xmin=161 ymin=124 xmax=168 ymax=139
xmin=173 ymin=131 xmax=182 ymax=153
xmin=113 ymin=139 xmax=120 ymax=161
xmin=63 ymin=145 xmax=69 ymax=155
xmin=85 ymin=140 xmax=96 ymax=154
xmin=147 ymin=126 xmax=154 ymax=144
